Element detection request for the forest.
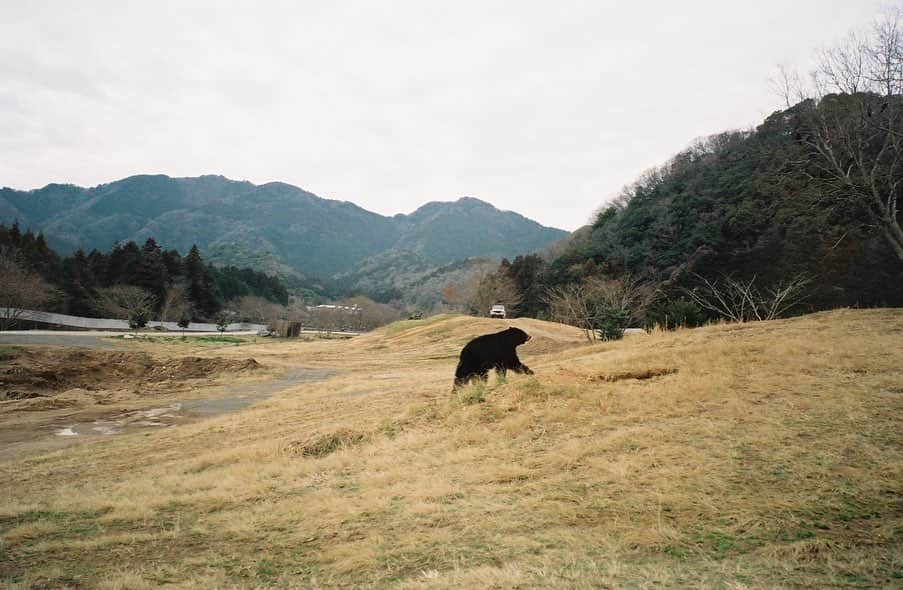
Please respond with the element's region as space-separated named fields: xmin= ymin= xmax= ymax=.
xmin=0 ymin=222 xmax=289 ymax=326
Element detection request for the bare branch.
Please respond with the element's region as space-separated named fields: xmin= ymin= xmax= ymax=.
xmin=0 ymin=252 xmax=57 ymax=330
xmin=682 ymin=274 xmax=810 ymax=323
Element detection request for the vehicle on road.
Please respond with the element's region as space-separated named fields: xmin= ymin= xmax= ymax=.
xmin=489 ymin=304 xmax=506 ymax=319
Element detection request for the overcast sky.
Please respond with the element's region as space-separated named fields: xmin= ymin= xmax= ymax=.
xmin=0 ymin=1 xmax=887 ymax=230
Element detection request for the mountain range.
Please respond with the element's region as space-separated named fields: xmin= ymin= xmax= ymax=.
xmin=0 ymin=175 xmax=567 ymax=280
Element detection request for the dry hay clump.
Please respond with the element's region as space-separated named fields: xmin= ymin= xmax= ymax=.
xmin=589 ymin=367 xmax=679 ymax=382
xmin=283 ymin=428 xmax=370 ymax=458
xmin=0 ymin=349 xmax=260 ymax=399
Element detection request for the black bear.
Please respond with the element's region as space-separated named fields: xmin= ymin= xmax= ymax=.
xmin=453 ymin=327 xmax=534 ymax=388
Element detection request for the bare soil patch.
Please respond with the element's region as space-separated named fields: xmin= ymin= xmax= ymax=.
xmin=0 ymin=347 xmax=273 ymax=461
xmin=0 ymin=349 xmax=260 ymax=402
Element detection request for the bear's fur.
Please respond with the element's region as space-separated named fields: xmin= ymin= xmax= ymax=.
xmin=453 ymin=327 xmax=534 ymax=388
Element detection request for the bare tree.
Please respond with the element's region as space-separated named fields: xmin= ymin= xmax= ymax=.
xmin=866 ymin=9 xmax=903 ymax=96
xmin=815 ymin=33 xmax=868 ymax=95
xmin=468 ymin=271 xmax=523 ymax=317
xmin=545 ymin=282 xmax=599 ymax=341
xmin=443 ymin=270 xmax=485 ymax=313
xmin=338 ymin=296 xmax=402 ymax=331
xmin=159 ymin=284 xmax=192 ymax=322
xmin=790 ymin=8 xmax=903 ymax=262
xmin=770 ymin=63 xmax=807 ymax=109
xmin=96 ymin=285 xmax=156 ymax=328
xmin=441 ymin=284 xmax=469 ymax=310
xmin=683 ymin=274 xmax=810 ymax=323
xmin=0 ymin=253 xmax=57 ymax=330
xmin=545 ymin=275 xmax=656 ymax=341
xmin=583 ymin=275 xmax=658 ymax=325
xmin=233 ymin=295 xmax=285 ymax=323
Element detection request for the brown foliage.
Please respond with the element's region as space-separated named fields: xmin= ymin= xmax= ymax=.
xmin=95 ymin=285 xmax=156 ymax=320
xmin=0 ymin=253 xmax=57 ymax=330
xmin=469 ymin=272 xmax=523 ymax=317
xmin=545 ymin=275 xmax=656 ymax=340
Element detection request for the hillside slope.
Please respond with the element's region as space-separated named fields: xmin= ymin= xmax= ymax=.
xmin=0 ymin=175 xmax=567 ymax=278
xmin=334 ymin=250 xmax=499 ymax=307
xmin=547 ymin=97 xmax=903 ymax=310
xmin=1 ymin=310 xmax=901 ymax=588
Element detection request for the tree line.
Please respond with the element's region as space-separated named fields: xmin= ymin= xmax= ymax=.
xmin=0 ymin=221 xmax=288 ymax=326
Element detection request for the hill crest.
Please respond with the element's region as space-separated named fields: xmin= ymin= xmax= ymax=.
xmin=0 ymin=174 xmax=568 ymax=279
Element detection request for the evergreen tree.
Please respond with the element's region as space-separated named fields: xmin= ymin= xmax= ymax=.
xmin=61 ymin=250 xmax=98 ymax=316
xmin=509 ymin=254 xmax=547 ymax=317
xmin=107 ymin=241 xmax=141 ymax=285
xmin=87 ymin=249 xmax=108 ymax=285
xmin=162 ymin=249 xmax=183 ymax=278
xmin=0 ymin=226 xmax=289 ymax=320
xmin=185 ymin=245 xmax=222 ymax=319
xmin=135 ymin=238 xmax=167 ymax=308
xmin=8 ymin=220 xmax=21 ymax=244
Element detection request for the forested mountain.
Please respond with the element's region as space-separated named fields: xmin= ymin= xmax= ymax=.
xmin=334 ymin=249 xmax=498 ymax=308
xmin=392 ymin=197 xmax=563 ymax=263
xmin=552 ymin=94 xmax=900 ymax=305
xmin=0 ymin=175 xmax=567 ymax=278
xmin=473 ymin=92 xmax=903 ymax=327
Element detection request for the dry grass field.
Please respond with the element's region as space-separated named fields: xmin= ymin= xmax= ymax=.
xmin=1 ymin=309 xmax=901 ymax=588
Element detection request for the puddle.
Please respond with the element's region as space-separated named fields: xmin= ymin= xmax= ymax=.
xmin=54 ymin=367 xmax=336 ymax=437
xmin=179 ymin=368 xmax=335 ymax=416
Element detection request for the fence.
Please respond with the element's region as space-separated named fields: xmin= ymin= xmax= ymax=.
xmin=0 ymin=308 xmax=266 ymax=333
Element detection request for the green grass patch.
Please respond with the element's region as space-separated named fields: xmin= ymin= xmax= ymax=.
xmin=0 ymin=508 xmax=114 ymax=546
xmin=0 ymin=345 xmax=24 ymax=360
xmin=456 ymin=381 xmax=489 ymax=405
xmin=518 ymin=377 xmax=552 ymax=400
xmin=191 ymin=335 xmax=246 ymax=344
xmin=112 ymin=335 xmax=252 ymax=346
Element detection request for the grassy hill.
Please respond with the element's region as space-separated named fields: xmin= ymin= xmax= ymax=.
xmin=2 ymin=310 xmax=901 ymax=587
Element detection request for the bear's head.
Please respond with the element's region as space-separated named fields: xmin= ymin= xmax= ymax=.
xmin=505 ymin=327 xmax=531 ymax=345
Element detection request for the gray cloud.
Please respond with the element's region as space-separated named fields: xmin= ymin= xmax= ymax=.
xmin=0 ymin=0 xmax=885 ymax=230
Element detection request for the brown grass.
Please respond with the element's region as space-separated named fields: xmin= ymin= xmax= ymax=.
xmin=1 ymin=309 xmax=902 ymax=588
xmin=589 ymin=367 xmax=679 ymax=382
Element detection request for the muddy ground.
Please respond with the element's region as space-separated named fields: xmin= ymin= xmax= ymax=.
xmin=0 ymin=345 xmax=308 ymax=460
xmin=1 ymin=348 xmax=260 ymax=402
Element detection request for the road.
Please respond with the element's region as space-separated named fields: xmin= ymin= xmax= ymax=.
xmin=0 ymin=329 xmax=360 ymax=349
xmin=0 ymin=330 xmax=262 ymax=349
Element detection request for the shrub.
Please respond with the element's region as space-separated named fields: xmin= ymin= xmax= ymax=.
xmin=646 ymin=298 xmax=706 ymax=330
xmin=215 ymin=313 xmax=230 ymax=333
xmin=177 ymin=312 xmax=191 ymax=334
xmin=128 ymin=308 xmax=150 ymax=330
xmin=594 ymin=306 xmax=629 ymax=341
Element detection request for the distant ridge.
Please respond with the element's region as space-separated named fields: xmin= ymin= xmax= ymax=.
xmin=0 ymin=175 xmax=567 ymax=278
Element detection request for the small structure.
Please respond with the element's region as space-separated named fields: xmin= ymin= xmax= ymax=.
xmin=271 ymin=320 xmax=303 ymax=338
